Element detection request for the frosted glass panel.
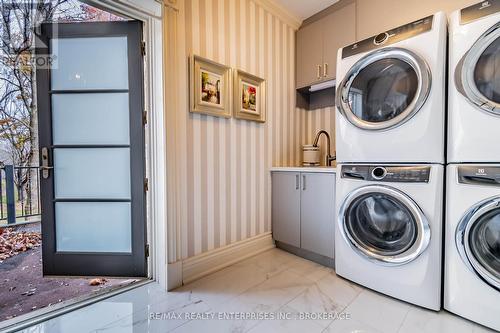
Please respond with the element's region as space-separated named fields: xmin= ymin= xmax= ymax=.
xmin=51 ymin=37 xmax=128 ymax=90
xmin=54 ymin=148 xmax=130 ymax=199
xmin=56 ymin=202 xmax=131 ymax=252
xmin=52 ymin=93 xmax=130 ymax=145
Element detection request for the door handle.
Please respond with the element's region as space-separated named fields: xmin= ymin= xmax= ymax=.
xmin=323 ymin=63 xmax=328 ymax=77
xmin=295 ymin=174 xmax=299 ymax=190
xmin=40 ymin=147 xmax=53 ymax=179
xmin=302 ymin=175 xmax=306 ymax=190
xmin=317 ymin=65 xmax=322 ymax=79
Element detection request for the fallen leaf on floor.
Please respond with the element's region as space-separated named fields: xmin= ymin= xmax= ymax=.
xmin=0 ymin=228 xmax=41 ymax=261
xmin=88 ymin=278 xmax=107 ymax=286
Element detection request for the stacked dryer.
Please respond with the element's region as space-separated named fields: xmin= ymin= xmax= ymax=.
xmin=334 ymin=13 xmax=447 ymax=310
xmin=445 ymin=2 xmax=500 ymax=331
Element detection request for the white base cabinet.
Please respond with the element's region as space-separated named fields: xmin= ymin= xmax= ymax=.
xmin=272 ymin=171 xmax=335 ymax=259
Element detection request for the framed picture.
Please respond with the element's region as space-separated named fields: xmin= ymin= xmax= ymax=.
xmin=190 ymin=55 xmax=231 ymax=118
xmin=233 ymin=69 xmax=266 ymax=122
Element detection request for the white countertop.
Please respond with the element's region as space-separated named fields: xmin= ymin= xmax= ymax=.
xmin=270 ymin=166 xmax=337 ymax=173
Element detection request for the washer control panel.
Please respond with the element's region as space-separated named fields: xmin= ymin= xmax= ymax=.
xmin=341 ymin=15 xmax=433 ymax=59
xmin=458 ymin=165 xmax=500 ymax=186
xmin=461 ymin=0 xmax=500 ymax=25
xmin=341 ymin=165 xmax=431 ymax=183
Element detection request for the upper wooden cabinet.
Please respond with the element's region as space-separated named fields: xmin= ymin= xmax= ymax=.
xmin=322 ymin=3 xmax=356 ymax=81
xmin=296 ymin=20 xmax=324 ymax=89
xmin=295 ymin=2 xmax=355 ymax=89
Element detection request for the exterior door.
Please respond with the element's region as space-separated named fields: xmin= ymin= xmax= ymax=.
xmin=456 ymin=197 xmax=500 ymax=290
xmin=35 ymin=21 xmax=147 ymax=277
xmin=336 ymin=48 xmax=431 ymax=131
xmin=338 ymin=184 xmax=430 ymax=265
xmin=456 ymin=22 xmax=500 ymax=115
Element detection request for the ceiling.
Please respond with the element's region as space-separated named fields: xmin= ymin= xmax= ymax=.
xmin=274 ymin=0 xmax=340 ymax=20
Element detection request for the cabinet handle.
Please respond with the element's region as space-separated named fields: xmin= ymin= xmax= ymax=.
xmin=324 ymin=63 xmax=328 ymax=77
xmin=317 ymin=65 xmax=321 ymax=79
xmin=302 ymin=175 xmax=306 ymax=190
xmin=295 ymin=174 xmax=299 ymax=190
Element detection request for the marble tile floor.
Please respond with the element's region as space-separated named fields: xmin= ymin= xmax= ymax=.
xmin=18 ymin=248 xmax=496 ymax=333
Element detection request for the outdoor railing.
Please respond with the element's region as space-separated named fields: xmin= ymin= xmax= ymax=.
xmin=0 ymin=165 xmax=41 ymax=225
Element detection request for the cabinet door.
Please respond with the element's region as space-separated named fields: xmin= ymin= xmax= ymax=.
xmin=321 ymin=2 xmax=356 ymax=81
xmin=296 ymin=20 xmax=324 ymax=88
xmin=300 ymin=173 xmax=335 ymax=258
xmin=272 ymin=172 xmax=301 ymax=247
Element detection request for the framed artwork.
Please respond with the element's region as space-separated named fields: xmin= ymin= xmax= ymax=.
xmin=190 ymin=55 xmax=231 ymax=118
xmin=233 ymin=69 xmax=266 ymax=122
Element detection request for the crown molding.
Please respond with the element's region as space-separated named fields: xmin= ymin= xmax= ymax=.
xmin=162 ymin=0 xmax=179 ymax=11
xmin=253 ymin=0 xmax=302 ymax=30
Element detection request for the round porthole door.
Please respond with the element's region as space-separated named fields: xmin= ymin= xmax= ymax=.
xmin=456 ymin=23 xmax=500 ymax=115
xmin=456 ymin=197 xmax=500 ymax=290
xmin=338 ymin=185 xmax=431 ymax=265
xmin=336 ymin=47 xmax=431 ymax=131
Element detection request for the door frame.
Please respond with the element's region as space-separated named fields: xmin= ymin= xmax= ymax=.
xmin=0 ymin=0 xmax=166 ymax=331
xmin=86 ymin=0 xmax=167 ymax=287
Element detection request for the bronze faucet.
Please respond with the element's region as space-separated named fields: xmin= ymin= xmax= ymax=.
xmin=313 ymin=130 xmax=336 ymax=166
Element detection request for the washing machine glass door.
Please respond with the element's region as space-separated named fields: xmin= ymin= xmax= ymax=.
xmin=339 ymin=185 xmax=430 ymax=265
xmin=456 ymin=23 xmax=500 ymax=115
xmin=336 ymin=47 xmax=431 ymax=131
xmin=456 ymin=197 xmax=500 ymax=290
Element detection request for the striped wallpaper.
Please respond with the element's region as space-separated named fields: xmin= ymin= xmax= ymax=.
xmin=165 ymin=0 xmax=336 ymax=261
xmin=301 ymin=106 xmax=336 ymax=165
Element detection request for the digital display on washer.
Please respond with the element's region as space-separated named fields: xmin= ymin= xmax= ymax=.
xmin=460 ymin=0 xmax=500 ymax=25
xmin=341 ymin=15 xmax=433 ymax=59
xmin=341 ymin=165 xmax=431 ymax=183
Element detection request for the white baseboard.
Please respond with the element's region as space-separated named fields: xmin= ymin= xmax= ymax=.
xmin=182 ymin=232 xmax=275 ymax=285
xmin=167 ymin=261 xmax=183 ymax=290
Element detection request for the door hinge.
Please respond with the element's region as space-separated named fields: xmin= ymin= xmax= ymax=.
xmin=141 ymin=41 xmax=146 ymax=56
xmin=144 ymin=178 xmax=149 ymax=192
xmin=145 ymin=244 xmax=150 ymax=258
xmin=143 ymin=110 xmax=148 ymax=125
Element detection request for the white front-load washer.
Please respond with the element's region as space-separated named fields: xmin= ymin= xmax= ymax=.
xmin=444 ymin=164 xmax=500 ymax=331
xmin=448 ymin=2 xmax=500 ymax=163
xmin=335 ymin=12 xmax=446 ymax=163
xmin=335 ymin=164 xmax=443 ymax=310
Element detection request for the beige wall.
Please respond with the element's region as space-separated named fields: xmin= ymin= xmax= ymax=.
xmin=355 ymin=0 xmax=479 ymax=39
xmin=300 ymin=107 xmax=336 ymax=162
xmin=165 ymin=0 xmax=304 ymax=260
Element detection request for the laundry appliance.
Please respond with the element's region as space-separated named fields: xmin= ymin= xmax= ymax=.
xmin=448 ymin=1 xmax=500 ymax=163
xmin=335 ymin=12 xmax=446 ymax=163
xmin=444 ymin=164 xmax=500 ymax=331
xmin=335 ymin=163 xmax=444 ymax=310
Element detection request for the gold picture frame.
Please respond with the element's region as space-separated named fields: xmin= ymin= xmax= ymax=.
xmin=233 ymin=69 xmax=266 ymax=123
xmin=190 ymin=54 xmax=231 ymax=118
